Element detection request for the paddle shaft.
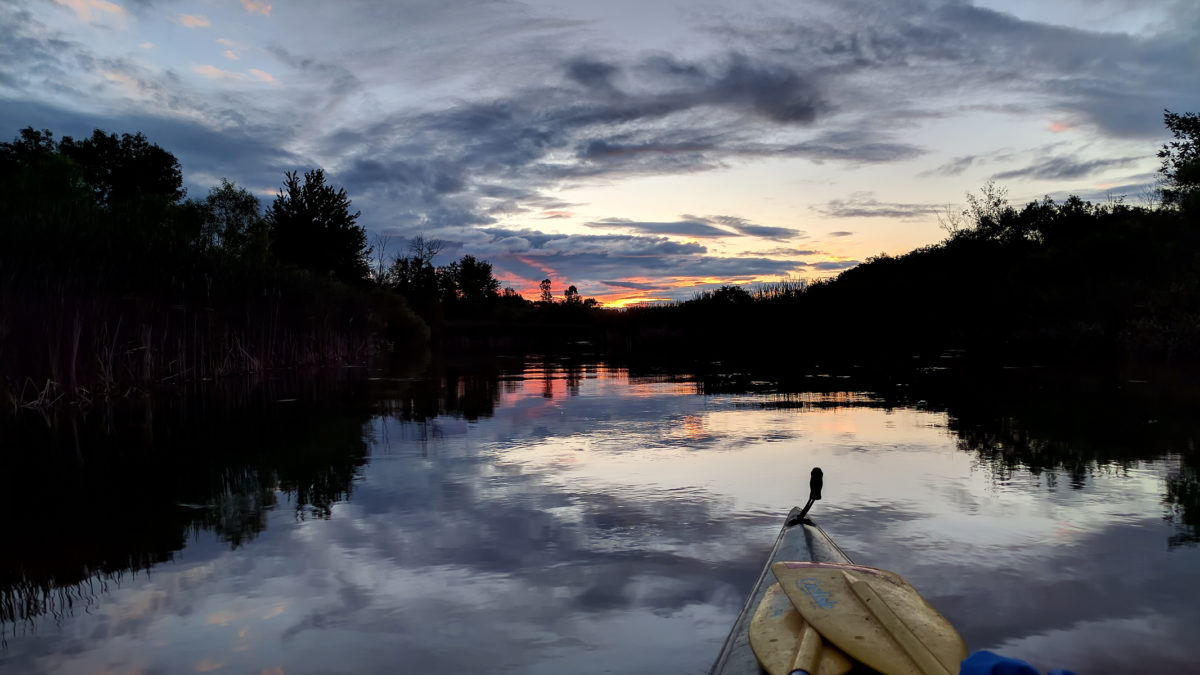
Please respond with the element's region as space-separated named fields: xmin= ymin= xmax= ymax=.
xmin=788 ymin=621 xmax=822 ymax=675
xmin=843 ymin=571 xmax=953 ymax=675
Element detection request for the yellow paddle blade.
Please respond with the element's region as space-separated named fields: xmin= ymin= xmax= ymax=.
xmin=771 ymin=562 xmax=968 ymax=675
xmin=748 ymin=583 xmax=853 ymax=675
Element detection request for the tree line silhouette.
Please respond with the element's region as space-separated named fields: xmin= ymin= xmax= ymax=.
xmin=0 ymin=126 xmax=612 ymax=405
xmin=2 ymin=110 xmax=1197 ymax=405
xmin=606 ymin=110 xmax=1200 ymax=370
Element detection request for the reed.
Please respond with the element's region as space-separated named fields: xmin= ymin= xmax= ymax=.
xmin=0 ymin=259 xmax=387 ymax=406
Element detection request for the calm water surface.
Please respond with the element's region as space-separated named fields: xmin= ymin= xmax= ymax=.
xmin=2 ymin=362 xmax=1197 ymax=674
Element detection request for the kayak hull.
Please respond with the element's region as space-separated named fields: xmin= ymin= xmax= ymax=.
xmin=708 ymin=507 xmax=853 ymax=675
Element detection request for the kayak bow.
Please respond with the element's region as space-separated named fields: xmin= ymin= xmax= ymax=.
xmin=709 ymin=468 xmax=969 ymax=675
xmin=708 ymin=469 xmax=853 ymax=675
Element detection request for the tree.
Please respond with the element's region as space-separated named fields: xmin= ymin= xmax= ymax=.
xmin=452 ymin=254 xmax=501 ymax=302
xmin=57 ymin=129 xmax=184 ymax=208
xmin=0 ymin=127 xmax=57 ymax=166
xmin=1159 ymin=109 xmax=1200 ymax=208
xmin=407 ymin=235 xmax=444 ymax=267
xmin=434 ymin=254 xmax=501 ymax=305
xmin=370 ymin=233 xmax=395 ymax=286
xmin=197 ymin=179 xmax=263 ymax=255
xmin=564 ymin=285 xmax=581 ymax=304
xmin=0 ymin=128 xmax=89 ymax=210
xmin=539 ymin=278 xmax=553 ymax=303
xmin=267 ymin=169 xmax=371 ymax=284
xmin=709 ymin=285 xmax=753 ymax=305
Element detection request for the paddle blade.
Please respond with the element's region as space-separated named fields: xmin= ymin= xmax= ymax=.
xmin=749 ymin=583 xmax=853 ymax=675
xmin=771 ymin=562 xmax=968 ymax=675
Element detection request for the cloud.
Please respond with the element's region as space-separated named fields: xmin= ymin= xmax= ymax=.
xmin=55 ymin=0 xmax=124 ymax=23
xmin=587 ymin=218 xmax=736 ymax=239
xmin=177 ymin=14 xmax=210 ymax=28
xmin=463 ymin=227 xmax=803 ymax=297
xmin=223 ymin=50 xmax=239 ymax=61
xmin=706 ymin=215 xmax=800 ymax=241
xmin=991 ymin=155 xmax=1143 ymax=181
xmin=714 ymin=0 xmax=1197 ymax=139
xmin=478 ymin=228 xmax=708 ymax=259
xmin=584 ymin=214 xmax=801 ymax=242
xmin=826 ymin=231 xmax=853 ymax=237
xmin=9 ymin=0 xmax=1198 ymax=300
xmin=813 ymin=193 xmax=940 ymax=219
xmin=811 ymin=260 xmax=860 ymax=271
xmin=1042 ymin=173 xmax=1161 ymax=205
xmin=923 ymin=155 xmax=977 ymax=177
xmin=751 ymin=248 xmax=820 ymax=257
xmin=194 ymin=64 xmax=243 ymax=81
xmin=773 ymin=132 xmax=924 ymax=164
xmin=601 ymin=280 xmax=659 ymax=291
xmin=249 ymin=69 xmax=277 ymax=84
xmin=565 ymin=57 xmax=619 ymax=92
xmin=139 ymin=41 xmax=154 ymax=49
xmin=265 ymin=44 xmax=360 ymax=102
xmin=240 ymin=0 xmax=272 ymax=16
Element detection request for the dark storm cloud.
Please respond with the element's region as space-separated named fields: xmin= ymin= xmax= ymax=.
xmin=813 ymin=194 xmax=940 ymax=219
xmin=991 ymin=155 xmax=1143 ymax=181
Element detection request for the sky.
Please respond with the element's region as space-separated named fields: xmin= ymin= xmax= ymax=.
xmin=3 ymin=0 xmax=1198 ymax=306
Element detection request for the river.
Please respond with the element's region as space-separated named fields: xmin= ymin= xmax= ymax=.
xmin=1 ymin=361 xmax=1196 ymax=674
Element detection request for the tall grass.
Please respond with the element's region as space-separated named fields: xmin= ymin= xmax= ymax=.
xmin=0 ymin=180 xmax=422 ymax=407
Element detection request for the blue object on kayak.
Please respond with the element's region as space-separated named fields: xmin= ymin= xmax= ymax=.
xmin=960 ymin=650 xmax=1077 ymax=675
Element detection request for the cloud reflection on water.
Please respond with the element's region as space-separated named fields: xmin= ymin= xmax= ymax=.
xmin=1 ymin=363 xmax=1196 ymax=674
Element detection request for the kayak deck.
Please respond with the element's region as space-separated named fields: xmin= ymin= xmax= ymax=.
xmin=708 ymin=507 xmax=854 ymax=675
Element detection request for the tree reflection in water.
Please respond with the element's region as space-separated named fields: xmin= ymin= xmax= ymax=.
xmin=1 ymin=361 xmax=1195 ymax=638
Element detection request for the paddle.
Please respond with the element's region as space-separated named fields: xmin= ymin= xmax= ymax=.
xmin=771 ymin=561 xmax=968 ymax=675
xmin=749 ymin=582 xmax=853 ymax=675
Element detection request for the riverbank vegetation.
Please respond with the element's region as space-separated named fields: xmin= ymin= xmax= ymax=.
xmin=2 ymin=111 xmax=1197 ymax=407
xmin=605 ymin=110 xmax=1200 ymax=371
xmin=0 ymin=128 xmax=425 ymax=408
